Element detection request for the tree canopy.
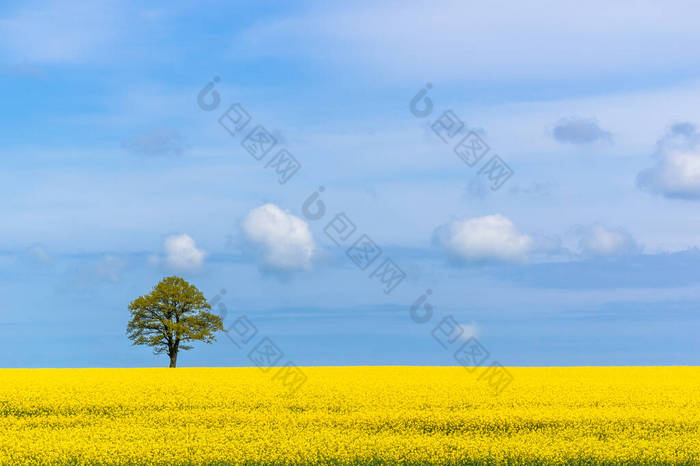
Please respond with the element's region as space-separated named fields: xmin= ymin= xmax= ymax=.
xmin=126 ymin=276 xmax=223 ymax=367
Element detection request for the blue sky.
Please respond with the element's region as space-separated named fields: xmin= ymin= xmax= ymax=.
xmin=1 ymin=0 xmax=699 ymax=368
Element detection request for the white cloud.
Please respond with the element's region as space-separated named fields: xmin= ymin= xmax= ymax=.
xmin=637 ymin=123 xmax=700 ymax=199
xmin=242 ymin=204 xmax=314 ymax=271
xmin=575 ymin=224 xmax=641 ymax=257
xmin=163 ymin=234 xmax=206 ymax=271
xmin=434 ymin=214 xmax=533 ymax=263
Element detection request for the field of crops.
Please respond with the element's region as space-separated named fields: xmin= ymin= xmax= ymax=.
xmin=1 ymin=366 xmax=698 ymax=464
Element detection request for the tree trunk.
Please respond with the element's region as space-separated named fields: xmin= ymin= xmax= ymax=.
xmin=169 ymin=351 xmax=178 ymax=368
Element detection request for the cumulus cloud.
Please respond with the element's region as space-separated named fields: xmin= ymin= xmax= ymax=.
xmin=434 ymin=214 xmax=533 ymax=263
xmin=552 ymin=117 xmax=612 ymax=144
xmin=637 ymin=122 xmax=700 ymax=199
xmin=242 ymin=204 xmax=314 ymax=271
xmin=574 ymin=224 xmax=641 ymax=257
xmin=162 ymin=234 xmax=206 ymax=271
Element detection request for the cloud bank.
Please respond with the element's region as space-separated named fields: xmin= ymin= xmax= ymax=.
xmin=233 ymin=2 xmax=700 ymax=83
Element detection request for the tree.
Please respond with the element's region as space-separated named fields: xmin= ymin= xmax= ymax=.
xmin=127 ymin=276 xmax=223 ymax=368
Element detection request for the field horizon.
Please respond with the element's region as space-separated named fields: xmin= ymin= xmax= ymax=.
xmin=2 ymin=364 xmax=698 ymax=370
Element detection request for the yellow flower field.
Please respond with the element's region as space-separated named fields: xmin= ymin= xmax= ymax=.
xmin=0 ymin=367 xmax=698 ymax=464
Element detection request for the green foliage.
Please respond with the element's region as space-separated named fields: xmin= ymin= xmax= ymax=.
xmin=126 ymin=276 xmax=223 ymax=367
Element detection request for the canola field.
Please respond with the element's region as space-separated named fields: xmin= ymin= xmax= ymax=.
xmin=0 ymin=366 xmax=698 ymax=465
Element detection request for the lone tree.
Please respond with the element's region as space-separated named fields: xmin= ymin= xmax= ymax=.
xmin=127 ymin=276 xmax=223 ymax=368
